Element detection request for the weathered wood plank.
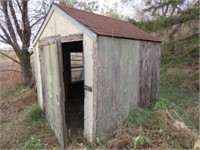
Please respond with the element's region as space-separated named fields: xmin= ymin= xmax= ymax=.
xmin=139 ymin=41 xmax=161 ymax=107
xmin=60 ymin=34 xmax=83 ymax=43
xmin=57 ymin=39 xmax=67 ymax=148
xmin=92 ymin=41 xmax=98 ymax=139
xmin=39 ymin=41 xmax=67 ymax=149
xmin=38 ymin=35 xmax=60 ymax=46
xmin=96 ymin=36 xmax=140 ymax=132
xmin=38 ymin=45 xmax=48 ymax=116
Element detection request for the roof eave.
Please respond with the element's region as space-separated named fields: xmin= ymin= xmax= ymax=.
xmin=32 ymin=3 xmax=55 ymax=46
xmin=96 ymin=34 xmax=162 ymax=43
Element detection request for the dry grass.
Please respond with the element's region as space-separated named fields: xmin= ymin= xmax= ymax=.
xmin=0 ymin=71 xmax=22 ymax=88
xmin=0 ymin=50 xmax=35 ymax=88
xmin=84 ymin=110 xmax=198 ymax=150
xmin=0 ymin=86 xmax=59 ymax=149
xmin=0 ymin=50 xmax=59 ymax=149
xmin=0 ymin=50 xmax=22 ymax=87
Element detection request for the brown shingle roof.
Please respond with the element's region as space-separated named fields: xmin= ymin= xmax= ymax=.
xmin=55 ymin=3 xmax=162 ymax=42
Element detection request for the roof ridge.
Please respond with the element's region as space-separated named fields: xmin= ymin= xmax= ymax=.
xmin=55 ymin=3 xmax=131 ymax=25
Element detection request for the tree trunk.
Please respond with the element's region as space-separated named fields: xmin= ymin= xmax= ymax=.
xmin=20 ymin=51 xmax=32 ymax=86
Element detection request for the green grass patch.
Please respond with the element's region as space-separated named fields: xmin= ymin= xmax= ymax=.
xmin=158 ymin=67 xmax=199 ymax=130
xmin=28 ymin=105 xmax=44 ymax=120
xmin=27 ymin=105 xmax=47 ymax=127
xmin=153 ymin=98 xmax=170 ymax=110
xmin=125 ymin=108 xmax=151 ymax=128
xmin=161 ymin=34 xmax=199 ymax=68
xmin=159 ymin=73 xmax=198 ymax=108
xmin=24 ymin=136 xmax=44 ymax=150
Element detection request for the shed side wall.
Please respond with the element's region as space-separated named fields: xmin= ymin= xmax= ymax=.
xmin=139 ymin=41 xmax=161 ymax=107
xmin=96 ymin=36 xmax=140 ymax=132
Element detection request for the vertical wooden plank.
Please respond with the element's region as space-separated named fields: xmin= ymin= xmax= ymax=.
xmin=39 ymin=38 xmax=67 ymax=149
xmin=38 ymin=44 xmax=48 ymax=117
xmin=92 ymin=41 xmax=98 ymax=140
xmin=57 ymin=39 xmax=67 ymax=148
xmin=139 ymin=41 xmax=145 ymax=106
xmin=83 ymin=35 xmax=94 ymax=141
xmin=139 ymin=41 xmax=161 ymax=107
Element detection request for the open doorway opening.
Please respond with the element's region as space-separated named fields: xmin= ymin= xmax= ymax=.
xmin=62 ymin=41 xmax=84 ymax=139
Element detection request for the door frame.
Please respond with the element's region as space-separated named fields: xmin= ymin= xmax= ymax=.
xmin=38 ymin=34 xmax=83 ymax=148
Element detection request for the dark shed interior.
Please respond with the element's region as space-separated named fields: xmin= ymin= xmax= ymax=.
xmin=62 ymin=41 xmax=84 ymax=139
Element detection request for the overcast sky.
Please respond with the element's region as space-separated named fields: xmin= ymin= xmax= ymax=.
xmin=0 ymin=0 xmax=142 ymax=49
xmin=98 ymin=0 xmax=139 ymax=16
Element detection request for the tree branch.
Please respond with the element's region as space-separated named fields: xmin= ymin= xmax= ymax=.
xmin=0 ymin=24 xmax=14 ymax=47
xmin=30 ymin=16 xmax=45 ymax=28
xmin=0 ymin=69 xmax=21 ymax=73
xmin=21 ymin=0 xmax=31 ymax=50
xmin=0 ymin=51 xmax=21 ymax=65
xmin=0 ymin=33 xmax=11 ymax=44
xmin=0 ymin=34 xmax=20 ymax=57
xmin=0 ymin=24 xmax=21 ymax=58
xmin=1 ymin=1 xmax=20 ymax=49
xmin=16 ymin=0 xmax=22 ymax=13
xmin=8 ymin=1 xmax=22 ymax=40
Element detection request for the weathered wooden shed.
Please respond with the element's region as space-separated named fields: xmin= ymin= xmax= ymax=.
xmin=33 ymin=3 xmax=162 ymax=148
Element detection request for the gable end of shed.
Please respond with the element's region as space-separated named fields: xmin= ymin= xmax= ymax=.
xmin=33 ymin=4 xmax=97 ymax=46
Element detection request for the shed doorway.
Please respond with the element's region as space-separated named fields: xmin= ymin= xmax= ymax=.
xmin=62 ymin=41 xmax=84 ymax=139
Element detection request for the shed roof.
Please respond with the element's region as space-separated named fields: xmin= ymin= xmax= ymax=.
xmin=55 ymin=3 xmax=162 ymax=42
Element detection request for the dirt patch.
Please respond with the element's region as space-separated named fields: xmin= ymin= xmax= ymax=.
xmin=107 ymin=138 xmax=132 ymax=149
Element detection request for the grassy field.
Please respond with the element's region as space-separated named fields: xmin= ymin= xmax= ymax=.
xmin=0 ymin=44 xmax=199 ymax=149
xmin=0 ymin=51 xmax=59 ymax=149
xmin=0 ymin=85 xmax=59 ymax=149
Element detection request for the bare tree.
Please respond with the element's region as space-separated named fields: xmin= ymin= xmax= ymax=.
xmin=0 ymin=0 xmax=44 ymax=85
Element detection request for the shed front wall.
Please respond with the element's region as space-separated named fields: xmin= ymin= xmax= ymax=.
xmin=34 ymin=10 xmax=96 ymax=141
xmin=96 ymin=36 xmax=140 ymax=132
